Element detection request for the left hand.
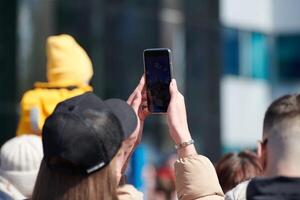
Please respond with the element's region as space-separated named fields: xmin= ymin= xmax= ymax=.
xmin=117 ymin=75 xmax=150 ymax=179
xmin=126 ymin=75 xmax=150 ymax=145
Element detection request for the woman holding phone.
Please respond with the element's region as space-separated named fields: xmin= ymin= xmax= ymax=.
xmin=32 ymin=75 xmax=223 ymax=200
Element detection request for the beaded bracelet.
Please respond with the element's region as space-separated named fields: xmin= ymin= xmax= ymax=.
xmin=174 ymin=139 xmax=194 ymax=150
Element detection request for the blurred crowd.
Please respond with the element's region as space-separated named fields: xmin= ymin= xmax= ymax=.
xmin=0 ymin=34 xmax=299 ymax=200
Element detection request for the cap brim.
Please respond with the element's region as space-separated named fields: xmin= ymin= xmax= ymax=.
xmin=105 ymin=99 xmax=137 ymax=139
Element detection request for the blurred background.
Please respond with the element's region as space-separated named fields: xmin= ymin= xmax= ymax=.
xmin=1 ymin=0 xmax=300 ymax=179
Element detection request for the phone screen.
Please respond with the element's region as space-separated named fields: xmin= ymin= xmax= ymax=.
xmin=144 ymin=49 xmax=172 ymax=113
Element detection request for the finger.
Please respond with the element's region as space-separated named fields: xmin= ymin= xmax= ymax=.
xmin=169 ymin=79 xmax=178 ymax=95
xmin=140 ymin=102 xmax=148 ymax=111
xmin=140 ymin=74 xmax=145 ymax=84
xmin=127 ymin=91 xmax=136 ymax=105
xmin=136 ymin=75 xmax=146 ymax=92
xmin=141 ymin=90 xmax=147 ymax=101
xmin=127 ymin=75 xmax=145 ymax=104
xmin=131 ymin=92 xmax=142 ymax=113
xmin=142 ymin=107 xmax=150 ymax=115
xmin=139 ymin=108 xmax=150 ymax=121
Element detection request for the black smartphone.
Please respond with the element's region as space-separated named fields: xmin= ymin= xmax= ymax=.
xmin=143 ymin=48 xmax=173 ymax=113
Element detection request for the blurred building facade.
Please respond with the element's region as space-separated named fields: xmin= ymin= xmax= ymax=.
xmin=220 ymin=0 xmax=300 ymax=151
xmin=0 ymin=0 xmax=222 ymax=161
xmin=3 ymin=0 xmax=300 ymax=160
xmin=0 ymin=1 xmax=17 ymax=145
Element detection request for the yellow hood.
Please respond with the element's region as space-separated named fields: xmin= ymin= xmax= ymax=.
xmin=35 ymin=34 xmax=93 ymax=88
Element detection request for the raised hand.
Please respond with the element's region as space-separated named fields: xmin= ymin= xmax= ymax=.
xmin=167 ymin=79 xmax=197 ymax=157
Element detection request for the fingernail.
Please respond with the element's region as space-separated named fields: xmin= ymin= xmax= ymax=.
xmin=172 ymin=79 xmax=177 ymax=85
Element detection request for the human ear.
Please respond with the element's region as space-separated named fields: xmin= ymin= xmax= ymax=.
xmin=257 ymin=141 xmax=267 ymax=172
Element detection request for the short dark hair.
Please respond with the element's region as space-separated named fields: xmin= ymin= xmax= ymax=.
xmin=263 ymin=94 xmax=300 ymax=138
xmin=216 ymin=150 xmax=262 ymax=193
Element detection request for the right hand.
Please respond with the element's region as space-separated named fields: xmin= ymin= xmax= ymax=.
xmin=167 ymin=79 xmax=197 ymax=157
xmin=167 ymin=79 xmax=191 ymax=144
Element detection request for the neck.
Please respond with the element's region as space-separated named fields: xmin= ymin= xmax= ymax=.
xmin=264 ymin=159 xmax=300 ymax=177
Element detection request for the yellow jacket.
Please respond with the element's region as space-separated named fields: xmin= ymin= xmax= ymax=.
xmin=16 ymin=34 xmax=93 ymax=136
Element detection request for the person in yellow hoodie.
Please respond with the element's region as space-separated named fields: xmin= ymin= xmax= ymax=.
xmin=16 ymin=34 xmax=93 ymax=136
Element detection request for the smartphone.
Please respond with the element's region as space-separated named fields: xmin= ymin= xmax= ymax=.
xmin=143 ymin=48 xmax=173 ymax=113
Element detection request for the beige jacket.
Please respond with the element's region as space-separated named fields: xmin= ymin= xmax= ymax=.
xmin=174 ymin=154 xmax=249 ymax=200
xmin=117 ymin=155 xmax=224 ymax=200
xmin=174 ymin=155 xmax=224 ymax=200
xmin=117 ymin=184 xmax=143 ymax=200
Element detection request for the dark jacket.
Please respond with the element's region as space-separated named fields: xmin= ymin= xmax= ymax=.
xmin=225 ymin=176 xmax=300 ymax=200
xmin=247 ymin=176 xmax=300 ymax=200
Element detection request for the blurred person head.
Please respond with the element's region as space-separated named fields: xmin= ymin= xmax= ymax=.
xmin=216 ymin=150 xmax=262 ymax=193
xmin=155 ymin=167 xmax=176 ymax=200
xmin=143 ymin=164 xmax=157 ymax=200
xmin=0 ymin=135 xmax=43 ymax=199
xmin=258 ymin=94 xmax=300 ymax=177
xmin=32 ymin=92 xmax=138 ymax=200
xmin=154 ymin=154 xmax=176 ymax=200
xmin=164 ymin=153 xmax=177 ymax=171
xmin=35 ymin=34 xmax=93 ymax=88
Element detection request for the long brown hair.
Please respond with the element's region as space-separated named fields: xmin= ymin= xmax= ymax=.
xmin=32 ymin=157 xmax=118 ymax=200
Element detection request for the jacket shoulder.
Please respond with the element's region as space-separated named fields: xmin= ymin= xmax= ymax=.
xmin=225 ymin=181 xmax=249 ymax=200
xmin=175 ymin=155 xmax=224 ymax=200
xmin=19 ymin=90 xmax=46 ymax=113
xmin=116 ymin=184 xmax=143 ymax=200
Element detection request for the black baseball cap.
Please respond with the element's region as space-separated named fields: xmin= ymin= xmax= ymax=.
xmin=42 ymin=92 xmax=137 ymax=174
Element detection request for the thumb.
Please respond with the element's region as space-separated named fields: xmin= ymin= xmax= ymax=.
xmin=169 ymin=79 xmax=178 ymax=96
xmin=131 ymin=92 xmax=142 ymax=113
